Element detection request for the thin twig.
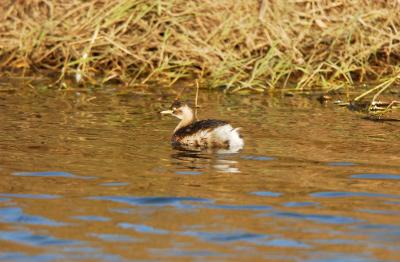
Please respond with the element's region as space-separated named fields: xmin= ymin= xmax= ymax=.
xmin=194 ymin=80 xmax=200 ymax=120
xmin=372 ymin=80 xmax=397 ymax=103
xmin=195 ymin=79 xmax=200 ymax=108
xmin=353 ymin=77 xmax=397 ymax=102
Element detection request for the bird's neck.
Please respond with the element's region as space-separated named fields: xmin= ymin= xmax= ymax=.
xmin=174 ymin=112 xmax=194 ymax=133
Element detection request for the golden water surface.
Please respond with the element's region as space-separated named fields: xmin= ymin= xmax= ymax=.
xmin=0 ymin=81 xmax=399 ymax=261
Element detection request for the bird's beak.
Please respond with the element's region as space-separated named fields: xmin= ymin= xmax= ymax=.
xmin=160 ymin=109 xmax=173 ymax=115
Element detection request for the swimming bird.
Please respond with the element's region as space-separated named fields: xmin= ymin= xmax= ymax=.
xmin=161 ymin=100 xmax=244 ymax=151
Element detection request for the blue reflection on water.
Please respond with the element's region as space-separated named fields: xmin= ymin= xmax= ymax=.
xmin=326 ymin=162 xmax=357 ymax=166
xmin=0 ymin=207 xmax=65 ymax=226
xmin=0 ymin=252 xmax=63 ymax=262
xmin=181 ymin=230 xmax=309 ymax=248
xmin=150 ymin=248 xmax=226 ymax=258
xmin=0 ymin=193 xmax=60 ymax=199
xmin=310 ymin=192 xmax=400 ymax=199
xmin=61 ymin=248 xmax=124 ymax=262
xmin=175 ymin=171 xmax=203 ymax=175
xmin=182 ymin=230 xmax=265 ymax=242
xmin=252 ymin=191 xmax=282 ymax=197
xmin=358 ymin=209 xmax=400 ymax=215
xmin=72 ymin=215 xmax=110 ymax=222
xmin=269 ymin=212 xmax=362 ymax=224
xmin=313 ymin=238 xmax=358 ymax=245
xmin=0 ymin=230 xmax=79 ymax=246
xmin=88 ymin=196 xmax=211 ymax=208
xmin=63 ymin=247 xmax=99 ymax=253
xmin=109 ymin=208 xmax=135 ymax=214
xmin=355 ymin=224 xmax=400 ymax=234
xmin=309 ymin=254 xmax=379 ymax=262
xmin=241 ymin=155 xmax=274 ymax=161
xmin=119 ymin=223 xmax=168 ymax=235
xmin=12 ymin=171 xmax=94 ymax=179
xmin=351 ymin=173 xmax=400 ymax=180
xmin=283 ymin=202 xmax=316 ymax=207
xmin=90 ymin=233 xmax=136 ymax=242
xmin=208 ymin=204 xmax=272 ymax=211
xmin=99 ymin=182 xmax=129 ymax=187
xmin=252 ymin=238 xmax=310 ymax=248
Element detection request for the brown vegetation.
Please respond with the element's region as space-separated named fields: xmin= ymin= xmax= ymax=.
xmin=1 ymin=0 xmax=400 ymax=92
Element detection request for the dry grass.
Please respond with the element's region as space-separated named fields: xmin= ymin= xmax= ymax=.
xmin=1 ymin=0 xmax=400 ymax=92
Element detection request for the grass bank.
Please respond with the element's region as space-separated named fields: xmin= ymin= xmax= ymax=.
xmin=1 ymin=0 xmax=400 ymax=93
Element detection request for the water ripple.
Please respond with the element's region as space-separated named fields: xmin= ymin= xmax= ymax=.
xmin=253 ymin=238 xmax=310 ymax=248
xmin=0 ymin=207 xmax=65 ymax=226
xmin=175 ymin=171 xmax=203 ymax=175
xmin=12 ymin=171 xmax=94 ymax=179
xmin=183 ymin=230 xmax=309 ymax=248
xmin=99 ymin=182 xmax=129 ymax=187
xmin=270 ymin=212 xmax=362 ymax=224
xmin=327 ymin=162 xmax=357 ymax=166
xmin=283 ymin=202 xmax=316 ymax=207
xmin=109 ymin=208 xmax=134 ymax=214
xmin=310 ymin=191 xmax=400 ymax=199
xmin=308 ymin=254 xmax=379 ymax=262
xmin=242 ymin=155 xmax=274 ymax=161
xmin=151 ymin=248 xmax=225 ymax=258
xmin=208 ymin=204 xmax=272 ymax=211
xmin=118 ymin=223 xmax=168 ymax=235
xmin=358 ymin=209 xmax=400 ymax=215
xmin=88 ymin=196 xmax=211 ymax=207
xmin=0 ymin=230 xmax=79 ymax=246
xmin=182 ymin=231 xmax=265 ymax=242
xmin=90 ymin=233 xmax=136 ymax=242
xmin=351 ymin=173 xmax=400 ymax=180
xmin=0 ymin=252 xmax=63 ymax=262
xmin=0 ymin=193 xmax=60 ymax=199
xmin=252 ymin=191 xmax=282 ymax=197
xmin=61 ymin=248 xmax=124 ymax=262
xmin=72 ymin=215 xmax=110 ymax=222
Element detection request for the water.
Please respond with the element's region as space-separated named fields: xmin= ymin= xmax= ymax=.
xmin=0 ymin=82 xmax=399 ymax=261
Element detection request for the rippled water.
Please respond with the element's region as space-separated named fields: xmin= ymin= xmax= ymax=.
xmin=0 ymin=81 xmax=399 ymax=261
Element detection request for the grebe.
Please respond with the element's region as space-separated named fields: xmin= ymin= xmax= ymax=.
xmin=161 ymin=100 xmax=244 ymax=151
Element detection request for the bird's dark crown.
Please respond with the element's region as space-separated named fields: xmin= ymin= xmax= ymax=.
xmin=170 ymin=100 xmax=191 ymax=110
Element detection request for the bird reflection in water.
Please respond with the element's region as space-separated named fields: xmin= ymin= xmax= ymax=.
xmin=171 ymin=146 xmax=241 ymax=174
